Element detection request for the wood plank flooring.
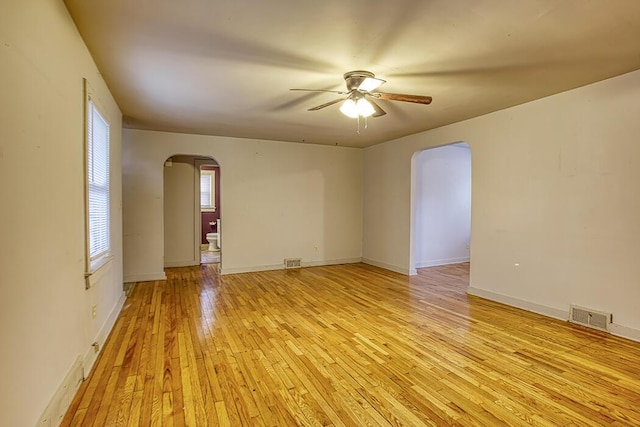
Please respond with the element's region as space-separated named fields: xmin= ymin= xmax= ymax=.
xmin=62 ymin=262 xmax=640 ymax=426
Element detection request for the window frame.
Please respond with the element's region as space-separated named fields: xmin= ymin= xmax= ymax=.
xmin=84 ymin=80 xmax=112 ymax=276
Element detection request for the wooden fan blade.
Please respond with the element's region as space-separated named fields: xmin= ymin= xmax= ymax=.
xmin=290 ymin=88 xmax=346 ymax=95
xmin=376 ymin=92 xmax=432 ymax=105
xmin=308 ymin=98 xmax=345 ymax=111
xmin=368 ymin=99 xmax=387 ymax=117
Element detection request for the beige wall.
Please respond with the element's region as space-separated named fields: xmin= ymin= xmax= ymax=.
xmin=363 ymin=69 xmax=640 ymax=340
xmin=123 ymin=129 xmax=363 ymax=278
xmin=0 ymin=0 xmax=123 ymax=425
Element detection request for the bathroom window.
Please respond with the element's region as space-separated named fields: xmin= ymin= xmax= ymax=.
xmin=86 ymin=98 xmax=110 ymax=269
xmin=200 ymin=170 xmax=216 ymax=211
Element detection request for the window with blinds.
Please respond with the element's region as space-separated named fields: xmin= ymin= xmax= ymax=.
xmin=87 ymin=99 xmax=110 ymax=264
xmin=200 ymin=170 xmax=216 ymax=210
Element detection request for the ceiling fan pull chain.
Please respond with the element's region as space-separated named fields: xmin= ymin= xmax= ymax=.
xmin=356 ymin=115 xmax=361 ymax=134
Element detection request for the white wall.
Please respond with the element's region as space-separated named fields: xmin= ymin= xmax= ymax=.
xmin=163 ymin=156 xmax=198 ymax=267
xmin=413 ymin=144 xmax=471 ymax=270
xmin=123 ymin=129 xmax=363 ymax=278
xmin=0 ymin=1 xmax=123 ymax=425
xmin=363 ymin=69 xmax=640 ymax=340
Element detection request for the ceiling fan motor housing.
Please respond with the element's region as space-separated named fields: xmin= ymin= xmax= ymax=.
xmin=344 ymin=70 xmax=376 ymax=91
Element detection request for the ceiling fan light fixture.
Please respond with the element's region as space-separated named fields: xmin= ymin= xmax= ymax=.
xmin=293 ymin=69 xmax=430 ymax=120
xmin=340 ymin=98 xmax=374 ymax=118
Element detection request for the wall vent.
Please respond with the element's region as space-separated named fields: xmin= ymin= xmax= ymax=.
xmin=569 ymin=305 xmax=611 ymax=332
xmin=284 ymin=258 xmax=302 ymax=269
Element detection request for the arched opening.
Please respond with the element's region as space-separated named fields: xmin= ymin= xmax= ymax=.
xmin=410 ymin=142 xmax=471 ymax=274
xmin=163 ymin=154 xmax=222 ymax=268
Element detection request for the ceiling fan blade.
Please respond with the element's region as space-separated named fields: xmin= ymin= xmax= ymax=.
xmin=367 ymin=99 xmax=387 ymax=117
xmin=376 ymin=92 xmax=432 ymax=105
xmin=358 ymin=77 xmax=386 ymax=92
xmin=308 ymin=98 xmax=345 ymax=111
xmin=290 ymin=88 xmax=346 ymax=95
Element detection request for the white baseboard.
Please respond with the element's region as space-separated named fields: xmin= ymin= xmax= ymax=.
xmin=467 ymin=287 xmax=640 ymax=343
xmin=466 ymin=287 xmax=568 ymax=321
xmin=123 ymin=272 xmax=167 ymax=283
xmin=303 ymin=257 xmax=362 ymax=268
xmin=164 ymin=259 xmax=199 ymax=268
xmin=37 ymin=356 xmax=84 ymax=426
xmin=609 ymin=323 xmax=640 ymax=343
xmin=220 ymin=258 xmax=362 ymax=275
xmin=416 ymin=256 xmax=470 ymax=269
xmin=221 ymin=263 xmax=285 ymax=275
xmin=38 ymin=292 xmax=127 ymax=425
xmin=361 ymin=258 xmax=411 ymax=275
xmin=83 ymin=291 xmax=126 ymax=378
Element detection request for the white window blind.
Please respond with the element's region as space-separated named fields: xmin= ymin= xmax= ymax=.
xmin=200 ymin=174 xmax=212 ymax=207
xmin=87 ymin=100 xmax=110 ymax=262
xmin=200 ymin=170 xmax=215 ymax=209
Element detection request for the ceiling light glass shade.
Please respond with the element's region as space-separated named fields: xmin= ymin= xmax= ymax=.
xmin=356 ymin=98 xmax=375 ymax=117
xmin=340 ymin=98 xmax=359 ymax=118
xmin=358 ymin=77 xmax=385 ymax=92
xmin=340 ymin=98 xmax=375 ymax=118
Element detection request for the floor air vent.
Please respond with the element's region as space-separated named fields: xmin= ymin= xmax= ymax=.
xmin=284 ymin=258 xmax=302 ymax=269
xmin=569 ymin=305 xmax=611 ymax=332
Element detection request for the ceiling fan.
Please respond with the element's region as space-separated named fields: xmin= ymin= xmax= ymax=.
xmin=290 ymin=70 xmax=432 ymax=119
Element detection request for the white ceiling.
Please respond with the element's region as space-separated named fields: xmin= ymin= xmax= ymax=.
xmin=64 ymin=0 xmax=640 ymax=148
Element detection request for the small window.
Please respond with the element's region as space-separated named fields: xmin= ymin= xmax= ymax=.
xmin=200 ymin=170 xmax=216 ymax=211
xmin=86 ymin=98 xmax=110 ymax=269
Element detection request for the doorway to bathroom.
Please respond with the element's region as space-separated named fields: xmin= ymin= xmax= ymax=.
xmin=162 ymin=155 xmax=222 ymax=268
xmin=410 ymin=142 xmax=471 ymax=273
xmin=195 ymin=159 xmax=221 ymax=265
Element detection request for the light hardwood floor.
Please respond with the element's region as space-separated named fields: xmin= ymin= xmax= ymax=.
xmin=62 ymin=262 xmax=640 ymax=426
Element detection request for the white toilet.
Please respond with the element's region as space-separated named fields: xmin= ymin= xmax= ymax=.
xmin=206 ymin=232 xmax=219 ymax=251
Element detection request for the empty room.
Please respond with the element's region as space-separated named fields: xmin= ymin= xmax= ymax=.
xmin=2 ymin=1 xmax=640 ymax=425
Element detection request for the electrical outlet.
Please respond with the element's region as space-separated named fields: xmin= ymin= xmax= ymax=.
xmin=92 ymin=305 xmax=97 ymax=319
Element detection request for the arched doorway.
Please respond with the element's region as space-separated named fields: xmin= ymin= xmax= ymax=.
xmin=163 ymin=154 xmax=221 ymax=267
xmin=410 ymin=142 xmax=471 ymax=273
